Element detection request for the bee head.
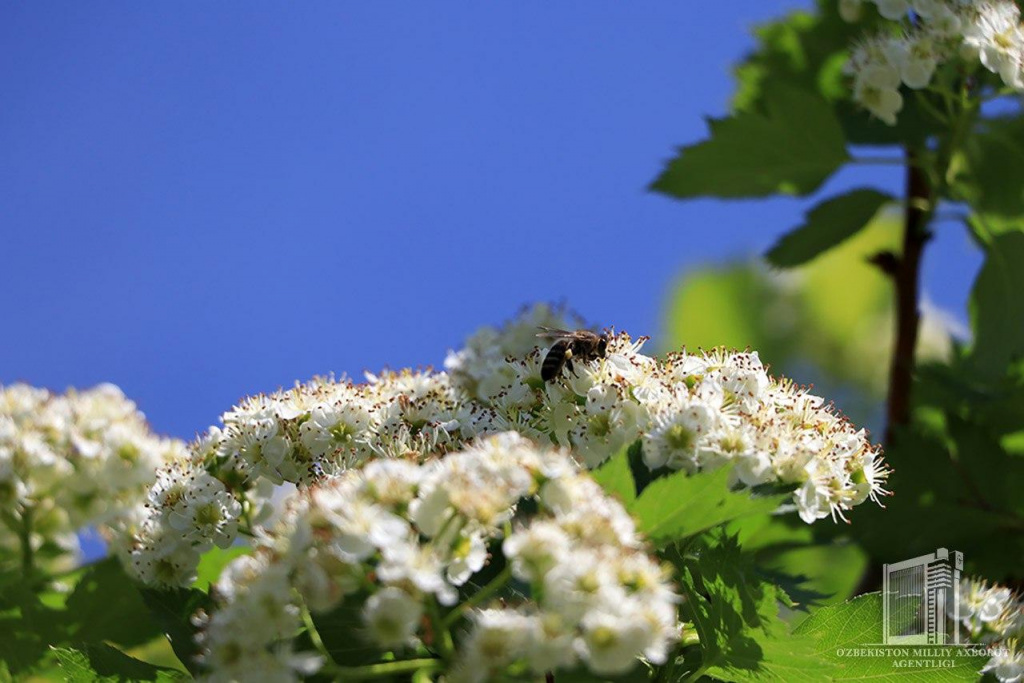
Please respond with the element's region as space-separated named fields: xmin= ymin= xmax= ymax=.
xmin=597 ymin=335 xmax=608 ymax=358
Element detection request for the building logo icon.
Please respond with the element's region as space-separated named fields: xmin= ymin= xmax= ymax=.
xmin=882 ymin=547 xmax=963 ymax=645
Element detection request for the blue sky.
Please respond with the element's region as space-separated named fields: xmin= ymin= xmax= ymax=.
xmin=1 ymin=2 xmax=982 ymax=441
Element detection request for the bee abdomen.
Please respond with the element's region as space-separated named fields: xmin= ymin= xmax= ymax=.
xmin=541 ymin=340 xmax=569 ymax=382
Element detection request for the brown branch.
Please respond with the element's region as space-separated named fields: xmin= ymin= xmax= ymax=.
xmin=883 ymin=148 xmax=930 ymax=447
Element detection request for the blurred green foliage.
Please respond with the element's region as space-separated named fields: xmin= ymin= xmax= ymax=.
xmin=662 ymin=215 xmax=1024 ymax=584
xmin=662 ymin=211 xmax=947 ymax=422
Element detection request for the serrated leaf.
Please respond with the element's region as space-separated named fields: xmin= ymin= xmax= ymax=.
xmin=651 ymin=84 xmax=849 ymax=199
xmin=791 ymin=594 xmax=988 ymax=681
xmin=968 ymin=231 xmax=1024 ymax=380
xmin=628 ymin=467 xmax=788 ymax=546
xmin=767 ymin=189 xmax=892 ymax=267
xmin=671 ymin=535 xmax=827 ymax=682
xmin=591 ymin=442 xmax=637 ymax=505
xmin=52 ymin=643 xmax=184 ymax=682
xmin=64 ymin=558 xmax=163 ymax=648
xmin=138 ymin=586 xmax=212 ymax=675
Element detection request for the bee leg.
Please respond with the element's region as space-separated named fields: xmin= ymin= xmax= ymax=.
xmin=565 ymin=358 xmax=575 ymax=376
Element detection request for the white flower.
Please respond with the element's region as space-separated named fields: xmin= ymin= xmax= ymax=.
xmin=981 ymin=646 xmax=1024 ymax=683
xmin=875 ymin=0 xmax=911 ymax=20
xmin=167 ymin=471 xmax=241 ymax=548
xmin=459 ymin=609 xmax=533 ymax=675
xmin=643 ymin=400 xmax=720 ymax=471
xmin=524 ymin=613 xmax=578 ymax=672
xmin=129 ymin=525 xmax=201 ymax=587
xmin=899 ymin=35 xmax=940 ymax=88
xmin=848 ymin=450 xmax=892 ymax=506
xmin=320 ymin=494 xmax=410 ymax=563
xmin=569 ymin=384 xmax=645 ymax=467
xmin=733 ymin=449 xmax=773 ymax=486
xmin=962 ymin=1 xmax=1024 ymax=89
xmin=716 ymin=351 xmax=770 ymax=411
xmin=378 ymin=541 xmax=457 ymax=605
xmin=408 ymin=482 xmax=452 ymax=537
xmin=930 ymin=6 xmax=963 ymax=37
xmin=855 ymin=70 xmax=904 ymax=125
xmin=447 ymin=531 xmax=488 ymax=585
xmin=795 ymin=475 xmax=832 ymax=524
xmin=577 ymin=607 xmax=652 ymax=675
xmin=504 ymin=522 xmax=572 ymax=582
xmin=542 ymin=552 xmax=615 ymax=622
xmin=364 ymin=587 xmax=424 ymax=648
xmin=299 ymin=401 xmax=373 ymax=466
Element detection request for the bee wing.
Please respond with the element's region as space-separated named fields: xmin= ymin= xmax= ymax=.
xmin=536 ymin=326 xmax=575 ymax=339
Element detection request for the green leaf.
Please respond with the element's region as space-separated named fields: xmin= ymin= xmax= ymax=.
xmin=724 ymin=516 xmax=865 ymax=611
xmin=760 ymin=540 xmax=868 ymax=611
xmin=628 ymin=467 xmax=788 ymax=546
xmin=969 ymin=212 xmax=1024 ymax=240
xmin=192 ymin=545 xmax=251 ymax=592
xmin=651 ymin=84 xmax=849 ymax=199
xmin=767 ymin=190 xmax=892 ymax=267
xmin=955 ymin=116 xmax=1024 ymax=218
xmin=64 ymin=558 xmax=163 ymax=648
xmin=968 ymin=231 xmax=1024 ymax=380
xmin=591 ymin=442 xmax=637 ymax=505
xmin=848 ymin=407 xmax=1024 ymax=582
xmin=948 ymin=416 xmax=1024 ymax=521
xmin=792 ymin=594 xmax=988 ymax=681
xmin=671 ymin=535 xmax=827 ymax=682
xmin=52 ymin=644 xmax=185 ymax=682
xmin=732 ymin=1 xmax=943 ymax=147
xmin=0 ymin=582 xmax=65 ymax=675
xmin=309 ymin=594 xmax=383 ymax=667
xmin=138 ymin=586 xmax=212 ymax=676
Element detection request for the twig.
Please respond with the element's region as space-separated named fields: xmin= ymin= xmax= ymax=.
xmin=883 ymin=147 xmax=930 ymax=446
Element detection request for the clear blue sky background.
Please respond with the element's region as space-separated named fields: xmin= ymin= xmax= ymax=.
xmin=1 ymin=2 xmax=981 ymax=442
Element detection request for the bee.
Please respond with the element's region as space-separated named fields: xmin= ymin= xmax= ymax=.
xmin=537 ymin=327 xmax=609 ymax=382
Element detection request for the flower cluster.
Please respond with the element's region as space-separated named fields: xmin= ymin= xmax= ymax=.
xmin=126 ymin=370 xmax=470 ymax=587
xmin=126 ymin=439 xmax=274 ymax=587
xmin=195 ymin=433 xmax=678 ymax=682
xmin=130 ymin=305 xmax=888 ymax=587
xmin=0 ymin=383 xmax=186 ymax=573
xmin=841 ymin=0 xmax=1024 ymax=124
xmin=453 ymin=312 xmax=890 ymax=524
xmin=213 ymin=370 xmax=465 ymax=485
xmin=958 ymin=577 xmax=1024 ymax=644
xmin=955 ymin=577 xmax=1024 ymax=682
